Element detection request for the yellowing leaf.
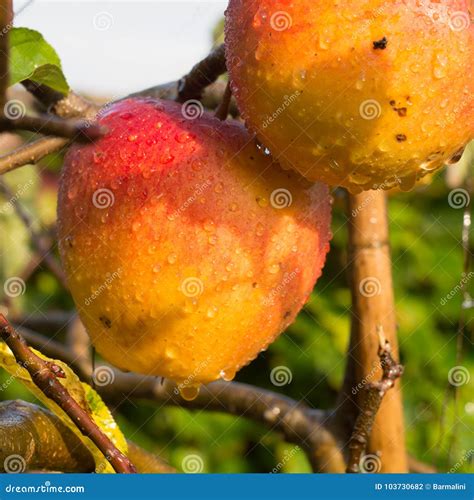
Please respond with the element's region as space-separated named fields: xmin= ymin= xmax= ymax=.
xmin=0 ymin=341 xmax=127 ymax=473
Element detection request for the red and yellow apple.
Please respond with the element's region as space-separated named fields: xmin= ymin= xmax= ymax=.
xmin=57 ymin=98 xmax=332 ymax=392
xmin=225 ymin=0 xmax=474 ymax=192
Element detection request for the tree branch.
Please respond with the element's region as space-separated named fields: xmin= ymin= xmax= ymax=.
xmin=176 ymin=44 xmax=226 ymax=103
xmin=0 ymin=136 xmax=68 ymax=175
xmin=336 ymin=190 xmax=408 ymax=472
xmin=0 ymin=115 xmax=105 ymax=142
xmin=346 ymin=328 xmax=403 ymax=473
xmin=0 ymin=314 xmax=137 ymax=473
xmin=18 ymin=323 xmax=345 ymax=472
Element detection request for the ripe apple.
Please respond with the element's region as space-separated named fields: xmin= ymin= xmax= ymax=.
xmin=57 ymin=98 xmax=332 ymax=395
xmin=225 ymin=0 xmax=473 ymax=192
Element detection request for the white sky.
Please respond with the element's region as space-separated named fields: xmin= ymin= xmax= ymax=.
xmin=13 ymin=0 xmax=227 ymax=97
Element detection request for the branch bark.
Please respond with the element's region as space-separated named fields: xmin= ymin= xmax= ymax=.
xmin=0 ymin=314 xmax=137 ymax=473
xmin=176 ymin=44 xmax=226 ymax=103
xmin=0 ymin=114 xmax=105 ymax=142
xmin=346 ymin=329 xmax=403 ymax=472
xmin=17 ymin=323 xmax=345 ymax=472
xmin=337 ymin=190 xmax=408 ymax=472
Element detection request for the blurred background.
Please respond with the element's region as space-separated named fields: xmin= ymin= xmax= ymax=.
xmin=1 ymin=0 xmax=473 ymax=473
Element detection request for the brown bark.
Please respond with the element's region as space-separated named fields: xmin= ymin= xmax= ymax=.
xmin=346 ymin=190 xmax=407 ymax=472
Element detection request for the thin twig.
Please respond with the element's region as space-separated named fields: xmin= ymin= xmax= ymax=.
xmin=0 ymin=180 xmax=67 ymax=288
xmin=0 ymin=314 xmax=136 ymax=473
xmin=0 ymin=115 xmax=106 ymax=142
xmin=346 ymin=327 xmax=404 ymax=473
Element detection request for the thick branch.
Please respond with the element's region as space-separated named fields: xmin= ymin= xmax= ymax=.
xmin=0 ymin=314 xmax=136 ymax=473
xmin=346 ymin=330 xmax=403 ymax=473
xmin=337 ymin=190 xmax=408 ymax=472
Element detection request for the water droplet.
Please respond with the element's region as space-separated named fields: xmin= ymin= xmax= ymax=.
xmin=153 ymin=264 xmax=161 ymax=273
xmin=128 ymin=135 xmax=138 ymax=142
xmin=269 ymin=263 xmax=280 ymax=274
xmin=179 ymin=384 xmax=201 ymax=401
xmin=208 ymin=235 xmax=217 ymax=245
xmin=207 ymin=306 xmax=218 ymax=318
xmin=256 ymin=196 xmax=268 ymax=208
xmin=214 ymin=183 xmax=224 ymax=194
xmin=167 ymin=253 xmax=177 ymax=264
xmin=160 ymin=152 xmax=174 ymax=164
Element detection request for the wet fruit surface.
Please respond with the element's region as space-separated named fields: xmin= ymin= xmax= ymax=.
xmin=225 ymin=0 xmax=474 ymax=192
xmin=57 ymin=98 xmax=332 ymax=387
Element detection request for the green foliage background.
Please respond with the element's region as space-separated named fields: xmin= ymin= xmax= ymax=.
xmin=0 ymin=22 xmax=472 ymax=474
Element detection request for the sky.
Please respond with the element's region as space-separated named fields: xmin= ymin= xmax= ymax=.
xmin=13 ymin=0 xmax=227 ymax=97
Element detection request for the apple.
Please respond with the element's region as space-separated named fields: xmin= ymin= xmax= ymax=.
xmin=225 ymin=0 xmax=473 ymax=192
xmin=57 ymin=98 xmax=332 ymax=397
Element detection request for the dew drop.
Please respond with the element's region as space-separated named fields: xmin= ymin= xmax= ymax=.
xmin=167 ymin=253 xmax=177 ymax=264
xmin=179 ymin=384 xmax=201 ymax=401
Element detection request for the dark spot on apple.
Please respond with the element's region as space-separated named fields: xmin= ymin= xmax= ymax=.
xmin=99 ymin=315 xmax=112 ymax=328
xmin=396 ymin=134 xmax=407 ymax=142
xmin=284 ymin=311 xmax=291 ymax=319
xmin=373 ymin=37 xmax=388 ymax=50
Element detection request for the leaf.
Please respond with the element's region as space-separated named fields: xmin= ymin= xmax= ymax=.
xmin=9 ymin=27 xmax=69 ymax=94
xmin=0 ymin=342 xmax=127 ymax=473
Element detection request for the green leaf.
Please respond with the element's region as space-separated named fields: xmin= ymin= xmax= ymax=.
xmin=0 ymin=342 xmax=127 ymax=473
xmin=9 ymin=27 xmax=69 ymax=94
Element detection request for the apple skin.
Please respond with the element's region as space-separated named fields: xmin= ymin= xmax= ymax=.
xmin=57 ymin=98 xmax=332 ymax=386
xmin=225 ymin=0 xmax=474 ymax=192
